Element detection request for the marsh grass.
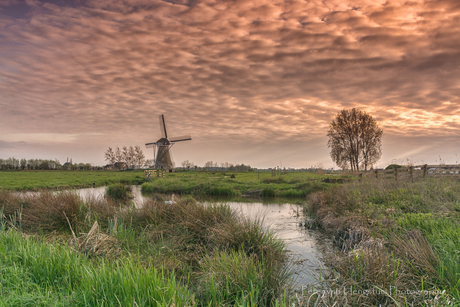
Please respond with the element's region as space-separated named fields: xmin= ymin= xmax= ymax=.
xmin=0 ymin=230 xmax=192 ymax=306
xmin=303 ymin=177 xmax=460 ymax=306
xmin=196 ymin=249 xmax=292 ymax=306
xmin=0 ymin=190 xmax=291 ymax=306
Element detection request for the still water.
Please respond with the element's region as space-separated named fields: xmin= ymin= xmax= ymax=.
xmin=75 ymin=185 xmax=328 ymax=287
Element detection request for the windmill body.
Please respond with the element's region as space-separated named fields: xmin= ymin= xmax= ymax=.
xmin=145 ymin=115 xmax=191 ymax=170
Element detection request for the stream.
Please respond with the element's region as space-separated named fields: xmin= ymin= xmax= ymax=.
xmin=73 ymin=186 xmax=329 ymax=287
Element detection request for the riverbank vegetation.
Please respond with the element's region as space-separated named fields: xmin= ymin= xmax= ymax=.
xmin=302 ymin=177 xmax=460 ymax=306
xmin=141 ymin=171 xmax=332 ymax=197
xmin=0 ymin=190 xmax=292 ymax=306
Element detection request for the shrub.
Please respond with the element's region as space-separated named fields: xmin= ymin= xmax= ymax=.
xmin=106 ymin=184 xmax=132 ymax=201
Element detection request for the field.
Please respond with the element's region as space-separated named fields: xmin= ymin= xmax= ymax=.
xmin=0 ymin=170 xmax=145 ymax=190
xmin=301 ymin=177 xmax=460 ymax=306
xmin=0 ymin=170 xmax=335 ymax=198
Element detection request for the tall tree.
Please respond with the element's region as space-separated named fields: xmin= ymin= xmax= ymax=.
xmin=127 ymin=146 xmax=136 ymax=168
xmin=134 ymin=145 xmax=145 ymax=169
xmin=327 ymin=108 xmax=383 ymax=172
xmin=115 ymin=147 xmax=123 ymax=169
xmin=104 ymin=147 xmax=116 ymax=168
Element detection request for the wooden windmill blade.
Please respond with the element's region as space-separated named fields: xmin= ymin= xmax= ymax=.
xmin=159 ymin=114 xmax=168 ymax=139
xmin=169 ymin=135 xmax=192 ymax=142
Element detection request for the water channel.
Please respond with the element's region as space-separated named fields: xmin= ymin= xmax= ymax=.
xmin=75 ymin=186 xmax=329 ymax=287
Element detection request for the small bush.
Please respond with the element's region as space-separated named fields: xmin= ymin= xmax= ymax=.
xmin=106 ymin=184 xmax=132 ymax=201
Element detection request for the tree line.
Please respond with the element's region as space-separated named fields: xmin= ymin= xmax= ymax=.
xmin=0 ymin=158 xmax=95 ymax=170
xmin=104 ymin=146 xmax=146 ymax=169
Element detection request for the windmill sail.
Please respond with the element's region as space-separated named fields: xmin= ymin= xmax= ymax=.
xmin=169 ymin=135 xmax=192 ymax=142
xmin=159 ymin=114 xmax=168 ymax=139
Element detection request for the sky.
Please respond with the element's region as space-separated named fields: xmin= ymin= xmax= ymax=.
xmin=0 ymin=0 xmax=459 ymax=169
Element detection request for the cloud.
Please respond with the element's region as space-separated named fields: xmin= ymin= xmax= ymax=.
xmin=0 ymin=0 xmax=459 ymax=167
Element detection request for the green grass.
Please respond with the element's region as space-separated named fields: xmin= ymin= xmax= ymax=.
xmin=141 ymin=170 xmax=333 ymax=197
xmin=0 ymin=169 xmax=337 ymax=199
xmin=0 ymin=230 xmax=192 ymax=306
xmin=397 ymin=213 xmax=460 ymax=296
xmin=303 ymin=177 xmax=460 ymax=306
xmin=0 ymin=191 xmax=292 ymax=306
xmin=0 ymin=170 xmax=145 ymax=190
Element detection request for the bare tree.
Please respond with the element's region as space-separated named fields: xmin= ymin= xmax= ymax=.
xmin=327 ymin=108 xmax=383 ymax=172
xmin=128 ymin=146 xmax=136 ymax=168
xmin=181 ymin=160 xmax=193 ymax=169
xmin=115 ymin=147 xmax=123 ymax=169
xmin=134 ymin=145 xmax=145 ymax=169
xmin=104 ymin=147 xmax=116 ymax=168
xmin=122 ymin=146 xmax=129 ymax=167
xmin=204 ymin=161 xmax=214 ymax=170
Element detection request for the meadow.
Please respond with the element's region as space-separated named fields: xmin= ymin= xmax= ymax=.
xmin=302 ymin=176 xmax=460 ymax=306
xmin=0 ymin=170 xmax=145 ymax=190
xmin=0 ymin=169 xmax=334 ymax=198
xmin=141 ymin=170 xmax=332 ymax=197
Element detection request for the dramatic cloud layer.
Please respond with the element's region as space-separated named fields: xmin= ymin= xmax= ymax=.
xmin=1 ymin=0 xmax=459 ymax=167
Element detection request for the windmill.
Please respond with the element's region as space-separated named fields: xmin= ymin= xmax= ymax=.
xmin=145 ymin=114 xmax=192 ymax=170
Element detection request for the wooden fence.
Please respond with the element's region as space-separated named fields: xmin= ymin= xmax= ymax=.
xmin=144 ymin=169 xmax=165 ymax=181
xmin=359 ymin=165 xmax=460 ymax=181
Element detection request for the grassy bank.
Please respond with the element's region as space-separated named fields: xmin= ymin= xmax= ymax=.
xmin=0 ymin=190 xmax=292 ymax=306
xmin=0 ymin=170 xmax=145 ymax=190
xmin=142 ymin=171 xmax=333 ymax=197
xmin=302 ymin=177 xmax=460 ymax=306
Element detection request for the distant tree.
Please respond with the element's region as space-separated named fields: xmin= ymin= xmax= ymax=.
xmin=41 ymin=160 xmax=50 ymax=170
xmin=54 ymin=159 xmax=62 ymax=169
xmin=122 ymin=146 xmax=129 ymax=167
xmin=181 ymin=160 xmax=194 ymax=169
xmin=327 ymin=108 xmax=383 ymax=172
xmin=115 ymin=147 xmax=123 ymax=170
xmin=20 ymin=158 xmax=27 ymax=170
xmin=134 ymin=145 xmax=145 ymax=169
xmin=104 ymin=147 xmax=116 ymax=168
xmin=204 ymin=161 xmax=214 ymax=170
xmin=144 ymin=159 xmax=154 ymax=168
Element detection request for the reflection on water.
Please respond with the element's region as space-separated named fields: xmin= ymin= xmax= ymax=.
xmin=201 ymin=200 xmax=328 ymax=286
xmin=66 ymin=186 xmax=328 ymax=287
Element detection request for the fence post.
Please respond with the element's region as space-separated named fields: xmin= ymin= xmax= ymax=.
xmin=359 ymin=173 xmax=363 ymax=182
xmin=395 ymin=167 xmax=398 ymax=181
xmin=375 ymin=169 xmax=379 ymax=179
xmin=423 ymin=164 xmax=427 ymax=177
xmin=410 ymin=166 xmax=413 ymax=182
